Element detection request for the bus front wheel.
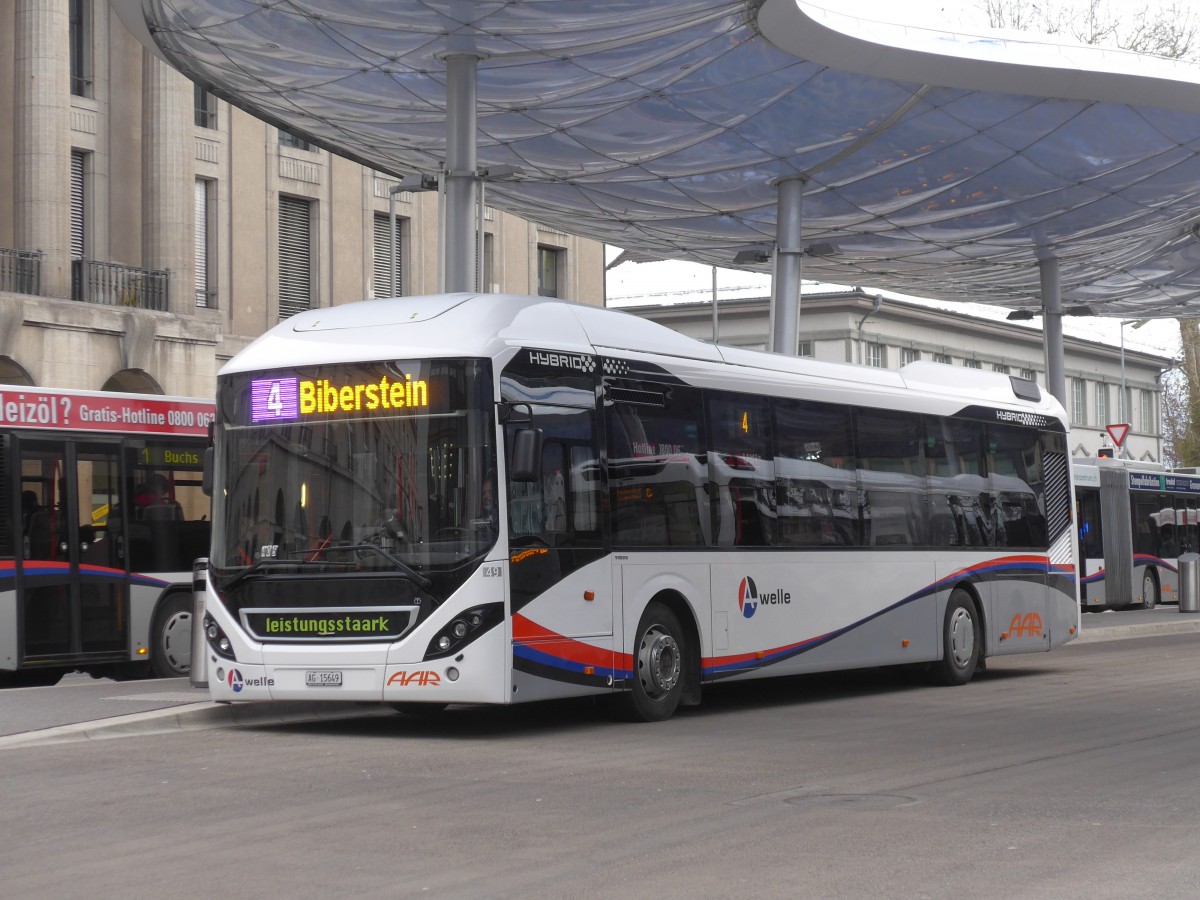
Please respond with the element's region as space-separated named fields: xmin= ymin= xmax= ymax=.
xmin=931 ymin=590 xmax=981 ymax=686
xmin=1142 ymin=569 xmax=1160 ymax=610
xmin=150 ymin=593 xmax=192 ymax=678
xmin=620 ymin=602 xmax=686 ymax=722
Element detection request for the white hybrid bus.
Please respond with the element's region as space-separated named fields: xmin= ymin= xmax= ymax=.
xmin=1075 ymin=458 xmax=1200 ymax=611
xmin=199 ymin=294 xmax=1078 ymax=721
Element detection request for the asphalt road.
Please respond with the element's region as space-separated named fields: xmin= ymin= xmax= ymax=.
xmin=2 ymin=609 xmax=1200 ymax=898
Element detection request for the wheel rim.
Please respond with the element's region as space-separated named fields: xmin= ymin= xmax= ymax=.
xmin=160 ymin=611 xmax=192 ymax=675
xmin=637 ymin=624 xmax=680 ymax=700
xmin=1144 ymin=572 xmax=1157 ymax=608
xmin=947 ymin=606 xmax=975 ymax=669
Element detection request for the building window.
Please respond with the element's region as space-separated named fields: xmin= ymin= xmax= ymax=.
xmin=278 ymin=129 xmax=313 ymax=151
xmin=963 ymin=359 xmax=981 ymax=369
xmin=1141 ymin=389 xmax=1155 ymax=434
xmin=992 ymin=363 xmax=1010 ymax=374
xmin=933 ymin=353 xmax=952 ymax=365
xmin=901 ymin=348 xmax=920 ymax=365
xmin=1072 ymin=378 xmax=1087 ymax=426
xmin=1020 ymin=368 xmax=1036 ymax=381
xmin=69 ymin=0 xmax=92 ymax=97
xmin=798 ymin=341 xmax=813 ymax=358
xmin=866 ymin=343 xmax=886 ymax=368
xmin=538 ymin=245 xmax=562 ymax=297
xmin=195 ymin=178 xmax=215 ymax=308
xmin=278 ymin=195 xmax=312 ymax=319
xmin=194 ymin=84 xmax=217 ymax=128
xmin=372 ymin=212 xmax=404 ymax=298
xmin=1095 ymin=383 xmax=1108 ymax=426
xmin=71 ymin=151 xmax=88 ymax=259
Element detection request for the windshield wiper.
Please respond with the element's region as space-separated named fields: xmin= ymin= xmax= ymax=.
xmin=318 ymin=540 xmax=432 ymax=589
xmin=217 ymin=559 xmax=300 ymax=592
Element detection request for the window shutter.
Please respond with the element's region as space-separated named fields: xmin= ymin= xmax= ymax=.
xmin=195 ymin=179 xmax=209 ymax=307
xmin=71 ymin=152 xmax=85 ymax=259
xmin=278 ymin=196 xmax=311 ymax=319
xmin=372 ymin=213 xmax=401 ymax=298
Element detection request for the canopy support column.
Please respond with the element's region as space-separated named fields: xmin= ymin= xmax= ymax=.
xmin=770 ymin=176 xmax=805 ymax=356
xmin=1039 ymin=256 xmax=1066 ymax=406
xmin=443 ymin=52 xmax=480 ymax=294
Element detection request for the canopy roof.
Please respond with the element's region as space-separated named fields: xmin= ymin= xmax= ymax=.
xmin=117 ymin=0 xmax=1200 ymax=316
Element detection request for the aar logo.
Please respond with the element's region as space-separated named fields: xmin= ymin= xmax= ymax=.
xmin=738 ymin=576 xmax=791 ymax=619
xmin=228 ymin=669 xmax=244 ymax=693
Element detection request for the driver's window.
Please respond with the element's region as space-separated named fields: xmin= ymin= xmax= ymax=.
xmin=506 ymin=405 xmax=600 ymax=548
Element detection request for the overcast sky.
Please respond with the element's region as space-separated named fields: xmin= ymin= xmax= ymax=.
xmin=604 ymin=0 xmax=1185 ymax=359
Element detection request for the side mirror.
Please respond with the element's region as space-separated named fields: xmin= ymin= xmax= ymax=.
xmin=201 ymin=446 xmax=214 ymax=497
xmin=509 ymin=427 xmax=543 ymax=483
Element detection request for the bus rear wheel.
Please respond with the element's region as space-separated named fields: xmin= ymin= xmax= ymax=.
xmin=931 ymin=590 xmax=981 ymax=686
xmin=1142 ymin=569 xmax=1160 ymax=610
xmin=150 ymin=593 xmax=192 ymax=678
xmin=619 ymin=602 xmax=686 ymax=722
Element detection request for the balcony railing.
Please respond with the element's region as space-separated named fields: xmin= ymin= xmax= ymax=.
xmin=0 ymin=248 xmax=42 ymax=296
xmin=72 ymin=259 xmax=169 ymax=311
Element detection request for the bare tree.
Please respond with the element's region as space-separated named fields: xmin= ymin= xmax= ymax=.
xmin=977 ymin=0 xmax=1198 ymax=56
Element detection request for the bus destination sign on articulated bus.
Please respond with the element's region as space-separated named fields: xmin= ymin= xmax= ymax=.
xmin=1 ymin=386 xmax=214 ymax=686
xmin=198 ymin=293 xmax=1079 ymax=721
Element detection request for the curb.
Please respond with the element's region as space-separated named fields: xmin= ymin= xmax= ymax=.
xmin=0 ymin=700 xmax=387 ymax=750
xmin=1073 ymin=617 xmax=1200 ymax=645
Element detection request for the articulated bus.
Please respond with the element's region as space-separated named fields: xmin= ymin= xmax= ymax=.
xmin=1075 ymin=458 xmax=1200 ymax=611
xmin=199 ymin=293 xmax=1077 ymax=721
xmin=1 ymin=385 xmax=214 ymax=686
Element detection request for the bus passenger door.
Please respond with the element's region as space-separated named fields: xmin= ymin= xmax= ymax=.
xmin=18 ymin=439 xmax=126 ymax=662
xmin=506 ymin=404 xmax=612 ymax=695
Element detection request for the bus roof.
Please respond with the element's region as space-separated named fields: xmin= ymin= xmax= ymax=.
xmin=222 ymin=293 xmax=1066 ymax=423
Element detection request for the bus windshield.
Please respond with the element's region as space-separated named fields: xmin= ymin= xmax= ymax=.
xmin=210 ymin=359 xmax=496 ymax=592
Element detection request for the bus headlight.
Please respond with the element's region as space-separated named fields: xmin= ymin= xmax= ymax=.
xmin=204 ymin=613 xmax=237 ymax=661
xmin=424 ymin=603 xmax=504 ymax=660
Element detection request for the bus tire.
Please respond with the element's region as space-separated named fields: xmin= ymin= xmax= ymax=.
xmin=931 ymin=590 xmax=981 ymax=687
xmin=150 ymin=592 xmax=193 ymax=678
xmin=1142 ymin=569 xmax=1160 ymax=610
xmin=619 ymin=602 xmax=686 ymax=723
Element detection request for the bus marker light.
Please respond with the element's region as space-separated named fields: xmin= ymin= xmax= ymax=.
xmin=756 ymin=651 xmax=765 ymax=660
xmin=584 ymin=591 xmax=595 ymax=602
xmin=901 ymin=640 xmax=909 ymax=648
xmin=137 ymin=647 xmax=148 ymax=656
xmin=584 ymin=666 xmax=594 ymax=676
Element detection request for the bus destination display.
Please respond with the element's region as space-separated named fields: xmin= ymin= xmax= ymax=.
xmin=251 ymin=373 xmax=429 ymax=423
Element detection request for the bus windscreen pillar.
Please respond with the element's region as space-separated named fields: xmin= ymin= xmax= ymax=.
xmin=770 ymin=176 xmax=805 ymax=356
xmin=443 ymin=51 xmax=480 ymax=294
xmin=1039 ymin=255 xmax=1066 ymax=407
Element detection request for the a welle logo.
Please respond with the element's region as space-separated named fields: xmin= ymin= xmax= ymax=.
xmin=227 ymin=669 xmax=274 ymax=693
xmin=737 ymin=576 xmax=791 ymax=619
